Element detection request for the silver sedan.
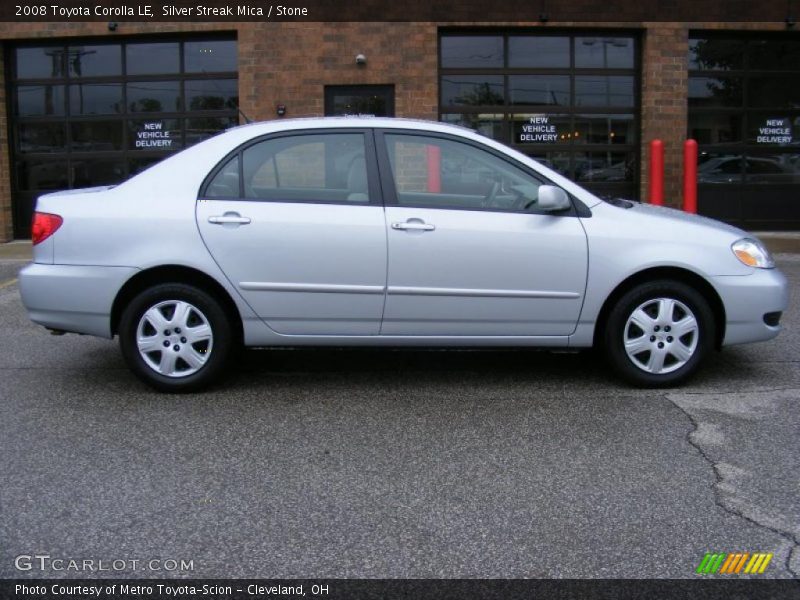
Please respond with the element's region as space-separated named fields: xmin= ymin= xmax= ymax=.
xmin=19 ymin=118 xmax=789 ymax=391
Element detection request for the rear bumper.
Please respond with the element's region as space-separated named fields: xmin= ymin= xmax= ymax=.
xmin=711 ymin=268 xmax=790 ymax=346
xmin=19 ymin=263 xmax=138 ymax=338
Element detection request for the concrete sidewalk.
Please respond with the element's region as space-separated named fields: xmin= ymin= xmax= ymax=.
xmin=755 ymin=232 xmax=800 ymax=254
xmin=0 ymin=241 xmax=32 ymax=260
xmin=2 ymin=232 xmax=799 ymax=261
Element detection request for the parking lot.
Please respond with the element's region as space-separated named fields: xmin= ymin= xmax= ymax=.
xmin=0 ymin=254 xmax=798 ymax=579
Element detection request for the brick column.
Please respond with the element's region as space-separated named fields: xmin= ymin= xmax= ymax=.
xmin=640 ymin=24 xmax=689 ymax=207
xmin=0 ymin=45 xmax=12 ymax=241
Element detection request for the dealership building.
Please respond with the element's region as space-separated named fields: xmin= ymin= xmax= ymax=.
xmin=0 ymin=15 xmax=798 ymax=241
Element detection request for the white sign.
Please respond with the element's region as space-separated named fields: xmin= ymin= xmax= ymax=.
xmin=135 ymin=122 xmax=173 ymax=149
xmin=518 ymin=116 xmax=558 ymax=143
xmin=756 ymin=118 xmax=792 ymax=145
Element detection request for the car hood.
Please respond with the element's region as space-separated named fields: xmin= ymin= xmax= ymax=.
xmin=623 ymin=201 xmax=750 ymax=239
xmin=585 ymin=200 xmax=759 ymax=277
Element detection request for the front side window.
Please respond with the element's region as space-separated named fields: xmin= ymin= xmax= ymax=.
xmin=207 ymin=133 xmax=371 ymax=204
xmin=384 ymin=133 xmax=549 ymax=213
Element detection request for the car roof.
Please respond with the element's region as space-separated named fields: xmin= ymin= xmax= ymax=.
xmin=227 ymin=116 xmax=477 ymax=137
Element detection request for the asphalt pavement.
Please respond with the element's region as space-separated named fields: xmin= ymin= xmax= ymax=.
xmin=0 ymin=257 xmax=798 ymax=579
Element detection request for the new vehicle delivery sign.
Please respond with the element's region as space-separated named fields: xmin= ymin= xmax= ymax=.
xmin=135 ymin=121 xmax=173 ymax=149
xmin=756 ymin=118 xmax=792 ymax=144
xmin=516 ymin=116 xmax=560 ymax=143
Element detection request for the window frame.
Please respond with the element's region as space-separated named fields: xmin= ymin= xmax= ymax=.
xmin=198 ymin=128 xmax=383 ymax=207
xmin=374 ymin=128 xmax=585 ymax=217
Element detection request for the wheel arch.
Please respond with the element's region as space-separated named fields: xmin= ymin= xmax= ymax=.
xmin=592 ymin=266 xmax=726 ymax=350
xmin=111 ymin=265 xmax=244 ymax=342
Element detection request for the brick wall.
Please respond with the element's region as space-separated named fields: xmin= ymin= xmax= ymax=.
xmin=236 ymin=22 xmax=438 ymax=121
xmin=0 ymin=45 xmax=10 ymax=241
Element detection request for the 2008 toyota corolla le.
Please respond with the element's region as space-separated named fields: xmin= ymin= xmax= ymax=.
xmin=19 ymin=118 xmax=789 ymax=392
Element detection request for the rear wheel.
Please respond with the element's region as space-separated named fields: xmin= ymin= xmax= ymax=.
xmin=603 ymin=280 xmax=715 ymax=387
xmin=119 ymin=283 xmax=234 ymax=392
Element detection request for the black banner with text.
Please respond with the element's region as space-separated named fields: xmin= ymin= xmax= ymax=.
xmin=1 ymin=0 xmax=798 ymax=22
xmin=3 ymin=579 xmax=800 ymax=600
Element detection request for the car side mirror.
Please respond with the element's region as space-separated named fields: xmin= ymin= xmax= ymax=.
xmin=536 ymin=185 xmax=572 ymax=212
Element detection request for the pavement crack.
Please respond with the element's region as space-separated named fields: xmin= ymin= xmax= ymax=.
xmin=667 ymin=395 xmax=800 ymax=580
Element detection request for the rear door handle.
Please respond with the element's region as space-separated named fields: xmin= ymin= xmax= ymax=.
xmin=208 ymin=214 xmax=251 ymax=225
xmin=392 ymin=220 xmax=435 ymax=231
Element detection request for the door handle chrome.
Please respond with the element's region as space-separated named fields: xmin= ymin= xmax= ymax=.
xmin=392 ymin=221 xmax=435 ymax=231
xmin=208 ymin=214 xmax=251 ymax=225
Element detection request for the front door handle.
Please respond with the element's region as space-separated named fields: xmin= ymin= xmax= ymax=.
xmin=208 ymin=213 xmax=251 ymax=225
xmin=391 ymin=220 xmax=435 ymax=232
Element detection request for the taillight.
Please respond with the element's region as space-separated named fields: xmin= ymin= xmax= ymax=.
xmin=31 ymin=212 xmax=63 ymax=245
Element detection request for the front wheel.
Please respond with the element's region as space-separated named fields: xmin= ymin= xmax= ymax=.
xmin=603 ymin=280 xmax=715 ymax=387
xmin=119 ymin=283 xmax=234 ymax=392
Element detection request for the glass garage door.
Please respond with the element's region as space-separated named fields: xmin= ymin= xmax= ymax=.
xmin=689 ymin=34 xmax=800 ymax=230
xmin=439 ymin=31 xmax=640 ymax=201
xmin=9 ymin=36 xmax=239 ymax=238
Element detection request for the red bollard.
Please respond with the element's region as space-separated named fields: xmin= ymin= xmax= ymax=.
xmin=649 ymin=139 xmax=664 ymax=206
xmin=683 ymin=139 xmax=698 ymax=214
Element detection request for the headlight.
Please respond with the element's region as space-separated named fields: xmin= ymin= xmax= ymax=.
xmin=731 ymin=238 xmax=775 ymax=269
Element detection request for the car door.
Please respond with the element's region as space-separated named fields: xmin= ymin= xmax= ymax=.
xmin=196 ymin=129 xmax=387 ymax=336
xmin=377 ymin=131 xmax=588 ymax=337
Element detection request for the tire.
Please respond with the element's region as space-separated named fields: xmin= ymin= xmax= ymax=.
xmin=602 ymin=280 xmax=715 ymax=387
xmin=119 ymin=283 xmax=235 ymax=392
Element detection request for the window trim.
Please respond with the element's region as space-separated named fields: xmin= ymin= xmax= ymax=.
xmin=374 ymin=128 xmax=586 ymax=217
xmin=198 ymin=128 xmax=383 ymax=207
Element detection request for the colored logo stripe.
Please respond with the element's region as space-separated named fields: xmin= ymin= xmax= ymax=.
xmin=696 ymin=552 xmax=773 ymax=574
xmin=745 ymin=553 xmax=773 ymax=574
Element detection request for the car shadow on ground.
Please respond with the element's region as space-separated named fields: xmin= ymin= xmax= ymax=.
xmin=225 ymin=345 xmax=764 ymax=392
xmin=70 ymin=343 xmax=768 ymax=395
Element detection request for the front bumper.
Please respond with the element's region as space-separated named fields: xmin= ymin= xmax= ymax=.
xmin=710 ymin=267 xmax=789 ymax=346
xmin=19 ymin=263 xmax=138 ymax=338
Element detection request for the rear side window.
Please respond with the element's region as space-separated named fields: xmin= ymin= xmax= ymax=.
xmin=205 ymin=155 xmax=239 ymax=197
xmin=204 ymin=132 xmax=371 ymax=204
